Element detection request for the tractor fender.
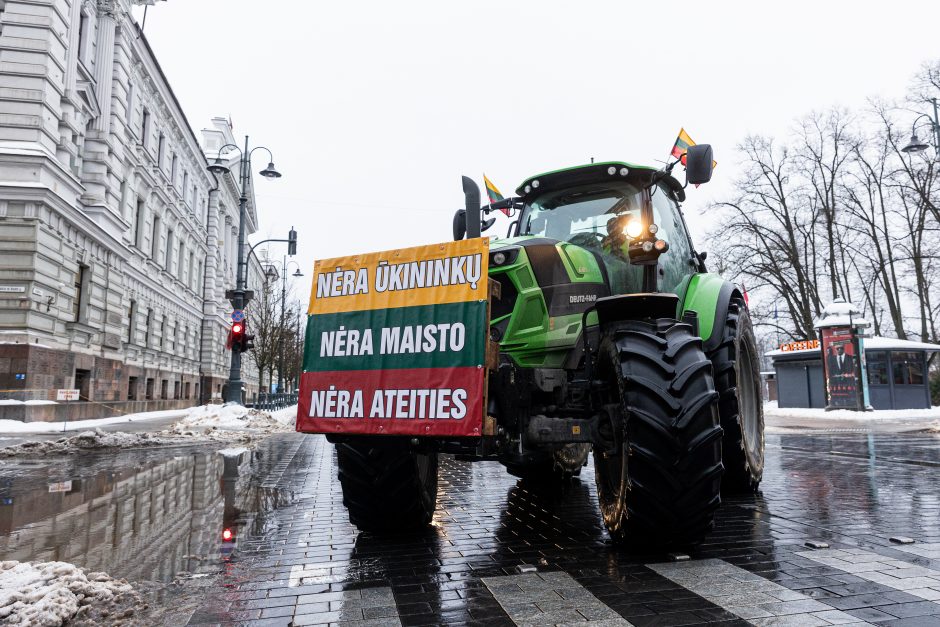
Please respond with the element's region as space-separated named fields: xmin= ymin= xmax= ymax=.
xmin=679 ymin=273 xmax=743 ymax=353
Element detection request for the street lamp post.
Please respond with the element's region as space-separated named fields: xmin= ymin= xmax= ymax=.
xmin=278 ymin=256 xmax=303 ymax=394
xmin=207 ymin=136 xmax=282 ymax=404
xmin=901 ymin=97 xmax=940 ymax=155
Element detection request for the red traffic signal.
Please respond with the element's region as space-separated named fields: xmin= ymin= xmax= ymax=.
xmin=222 ymin=528 xmax=234 ymax=542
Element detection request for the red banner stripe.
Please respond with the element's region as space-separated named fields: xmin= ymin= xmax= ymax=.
xmin=296 ymin=367 xmax=484 ymax=437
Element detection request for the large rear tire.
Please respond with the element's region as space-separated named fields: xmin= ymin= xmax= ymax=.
xmin=335 ymin=441 xmax=438 ymax=531
xmin=594 ymin=318 xmax=723 ymax=547
xmin=708 ymin=298 xmax=764 ymax=493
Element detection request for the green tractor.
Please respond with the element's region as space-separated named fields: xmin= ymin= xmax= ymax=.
xmin=332 ymin=145 xmax=764 ymax=547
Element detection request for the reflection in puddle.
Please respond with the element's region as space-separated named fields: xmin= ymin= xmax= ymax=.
xmin=0 ymin=435 xmax=299 ymax=585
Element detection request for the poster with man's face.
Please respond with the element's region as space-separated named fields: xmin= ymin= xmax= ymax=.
xmin=821 ymin=327 xmax=860 ymax=409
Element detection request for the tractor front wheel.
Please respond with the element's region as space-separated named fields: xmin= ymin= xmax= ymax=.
xmin=335 ymin=440 xmax=438 ymax=531
xmin=594 ymin=318 xmax=724 ymax=547
xmin=708 ymin=298 xmax=764 ymax=493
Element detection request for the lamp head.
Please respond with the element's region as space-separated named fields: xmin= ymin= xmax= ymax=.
xmin=292 ymin=269 xmax=304 ymax=278
xmin=207 ymin=156 xmax=230 ymax=175
xmin=259 ymin=162 xmax=281 ymax=180
xmin=901 ymin=132 xmax=930 ymax=154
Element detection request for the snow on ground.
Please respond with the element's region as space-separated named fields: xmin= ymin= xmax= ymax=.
xmin=0 ymin=404 xmax=298 ymax=457
xmin=764 ymin=400 xmax=940 ymax=421
xmin=0 ymin=560 xmax=142 ymax=626
xmin=0 ymin=408 xmax=189 ymax=434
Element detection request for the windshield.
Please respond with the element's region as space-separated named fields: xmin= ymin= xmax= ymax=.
xmin=520 ymin=182 xmax=648 ymax=248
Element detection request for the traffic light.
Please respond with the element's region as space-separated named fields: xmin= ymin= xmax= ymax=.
xmin=242 ymin=324 xmax=255 ymax=352
xmin=230 ymin=321 xmax=245 ymax=352
xmin=287 ymin=227 xmax=297 ymax=256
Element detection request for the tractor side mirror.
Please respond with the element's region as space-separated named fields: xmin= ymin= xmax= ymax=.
xmin=453 ymin=209 xmax=466 ymax=241
xmin=481 ymin=217 xmax=496 ymax=232
xmin=686 ymin=144 xmax=714 ymax=185
xmin=462 ymin=176 xmax=482 ymax=239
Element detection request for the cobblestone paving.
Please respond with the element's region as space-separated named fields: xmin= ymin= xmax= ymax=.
xmin=170 ymin=430 xmax=940 ymax=627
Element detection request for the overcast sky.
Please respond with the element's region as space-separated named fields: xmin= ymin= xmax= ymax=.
xmin=134 ymin=1 xmax=940 ymax=305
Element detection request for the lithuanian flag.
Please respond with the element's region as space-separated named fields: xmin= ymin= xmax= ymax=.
xmin=671 ymin=128 xmax=718 ymax=172
xmin=484 ymin=174 xmax=509 ymax=216
xmin=671 ymin=128 xmax=695 ymax=159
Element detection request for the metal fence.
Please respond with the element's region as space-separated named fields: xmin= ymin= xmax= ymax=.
xmin=251 ymin=392 xmax=298 ymax=411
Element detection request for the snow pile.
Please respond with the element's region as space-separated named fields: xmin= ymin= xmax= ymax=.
xmin=0 ymin=408 xmax=188 ymax=435
xmin=0 ymin=560 xmax=141 ymax=626
xmin=765 ymin=401 xmax=940 ymax=421
xmin=0 ymin=404 xmax=298 ymax=457
xmin=171 ymin=403 xmax=290 ymax=433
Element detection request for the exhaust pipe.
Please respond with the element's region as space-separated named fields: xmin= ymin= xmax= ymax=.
xmin=462 ymin=176 xmax=481 ymax=239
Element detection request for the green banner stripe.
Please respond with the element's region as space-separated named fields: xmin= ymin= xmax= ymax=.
xmin=303 ymin=301 xmax=487 ymax=372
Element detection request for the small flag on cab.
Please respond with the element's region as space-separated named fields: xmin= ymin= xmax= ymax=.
xmin=670 ymin=128 xmax=718 ymax=170
xmin=484 ymin=174 xmax=510 ymax=216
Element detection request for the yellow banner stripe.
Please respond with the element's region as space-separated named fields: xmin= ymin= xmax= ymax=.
xmin=307 ymin=238 xmax=490 ymax=315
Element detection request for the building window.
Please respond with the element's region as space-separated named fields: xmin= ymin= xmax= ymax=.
xmin=184 ymin=381 xmax=191 ymax=400
xmin=133 ymin=197 xmax=145 ymax=248
xmin=171 ymin=154 xmax=178 ymax=184
xmin=144 ymin=308 xmax=152 ymax=346
xmin=159 ymin=317 xmax=165 ymax=348
xmin=178 ymin=242 xmax=185 ymax=280
xmin=174 ymin=380 xmax=181 ymax=400
xmin=165 ymin=229 xmax=174 ymax=270
xmin=128 ymin=376 xmax=138 ymax=401
xmin=892 ymin=352 xmax=924 ymax=386
xmin=125 ymin=299 xmax=135 ymax=344
xmin=188 ymin=251 xmax=195 ymax=288
xmin=157 ymin=133 xmax=166 ymax=167
xmin=182 ymin=172 xmax=189 ymax=201
xmin=145 ymin=377 xmax=154 ymax=400
xmin=867 ymin=351 xmax=888 ymax=385
xmin=72 ymin=265 xmax=88 ymax=322
xmin=141 ymin=108 xmax=151 ymax=147
xmin=77 ymin=12 xmax=89 ymax=64
xmin=151 ymin=215 xmax=161 ymax=259
xmin=160 ymin=379 xmax=168 ymax=400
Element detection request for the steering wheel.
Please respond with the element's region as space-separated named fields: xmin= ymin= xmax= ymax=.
xmin=568 ymin=232 xmax=606 ymax=249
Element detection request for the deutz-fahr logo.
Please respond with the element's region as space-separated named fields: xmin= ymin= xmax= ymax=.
xmin=569 ymin=294 xmax=598 ymax=304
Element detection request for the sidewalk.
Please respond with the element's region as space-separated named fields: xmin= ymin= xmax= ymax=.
xmin=765 ymin=401 xmax=940 ymax=433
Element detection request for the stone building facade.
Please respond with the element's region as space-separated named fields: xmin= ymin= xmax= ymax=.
xmin=0 ymin=0 xmax=266 ymax=421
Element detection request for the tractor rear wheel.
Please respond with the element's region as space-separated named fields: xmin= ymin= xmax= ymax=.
xmin=708 ymin=298 xmax=764 ymax=493
xmin=335 ymin=440 xmax=438 ymax=531
xmin=594 ymin=318 xmax=723 ymax=547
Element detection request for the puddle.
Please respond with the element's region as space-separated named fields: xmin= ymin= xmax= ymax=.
xmin=0 ymin=435 xmax=298 ymax=585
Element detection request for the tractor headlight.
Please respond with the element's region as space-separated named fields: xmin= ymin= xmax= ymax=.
xmin=524 ymin=184 xmax=532 ymax=194
xmin=619 ymin=167 xmax=629 ymax=177
xmin=648 ymin=223 xmax=659 ymax=235
xmin=625 ymin=219 xmax=644 ymax=239
xmin=642 ymin=241 xmax=654 ymax=252
xmin=532 ymin=179 xmax=540 ymax=189
xmin=607 ymin=166 xmax=617 ymax=175
xmin=654 ymin=239 xmax=668 ymax=252
xmin=489 ymin=247 xmax=519 ymax=267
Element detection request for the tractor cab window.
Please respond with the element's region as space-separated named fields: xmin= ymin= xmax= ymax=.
xmin=521 ymin=181 xmax=645 ymax=294
xmin=651 ymin=184 xmax=695 ymax=294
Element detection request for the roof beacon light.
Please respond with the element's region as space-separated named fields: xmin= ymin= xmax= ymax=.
xmin=619 ymin=167 xmax=629 ymax=177
xmin=607 ymin=166 xmax=617 ymax=176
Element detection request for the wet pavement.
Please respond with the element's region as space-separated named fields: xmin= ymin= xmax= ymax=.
xmin=2 ymin=429 xmax=940 ymax=626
